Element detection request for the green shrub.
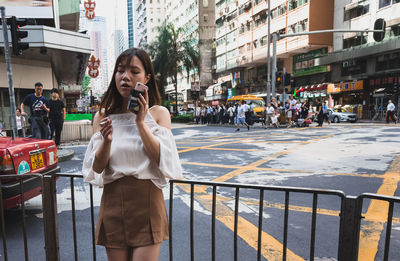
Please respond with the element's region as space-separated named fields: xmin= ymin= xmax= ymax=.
xmin=171 ymin=114 xmax=194 ymax=123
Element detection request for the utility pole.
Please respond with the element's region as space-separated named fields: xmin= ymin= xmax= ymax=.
xmin=1 ymin=7 xmax=18 ymax=139
xmin=266 ymin=0 xmax=271 ymax=104
xmin=282 ymin=67 xmax=286 ymax=102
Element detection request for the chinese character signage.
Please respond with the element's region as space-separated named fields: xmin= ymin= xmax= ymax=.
xmin=88 ymin=55 xmax=100 ymax=78
xmin=328 ymin=80 xmax=363 ymax=94
xmin=293 ymin=48 xmax=328 ymax=77
xmin=84 ymin=0 xmax=96 ymax=20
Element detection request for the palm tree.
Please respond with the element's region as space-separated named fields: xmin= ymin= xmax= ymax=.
xmin=147 ymin=23 xmax=199 ymax=115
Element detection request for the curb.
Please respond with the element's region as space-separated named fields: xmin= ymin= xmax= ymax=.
xmin=57 ymin=149 xmax=75 ymax=162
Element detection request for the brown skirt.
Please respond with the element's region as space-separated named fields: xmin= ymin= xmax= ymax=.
xmin=96 ymin=176 xmax=169 ymax=248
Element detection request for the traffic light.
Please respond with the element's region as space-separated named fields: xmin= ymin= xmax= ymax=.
xmin=284 ymin=72 xmax=291 ymax=86
xmin=373 ymin=18 xmax=386 ymax=42
xmin=8 ymin=16 xmax=29 ymax=56
xmin=191 ymin=91 xmax=199 ymax=100
xmin=275 ymin=71 xmax=282 ymax=86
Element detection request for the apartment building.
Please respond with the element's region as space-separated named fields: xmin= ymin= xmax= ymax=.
xmin=0 ymin=1 xmax=91 ymax=125
xmin=128 ymin=0 xmax=135 ymax=48
xmin=134 ymin=0 xmax=166 ymax=48
xmin=317 ymin=0 xmax=400 ymax=119
xmin=164 ymin=0 xmax=215 ymax=109
xmin=212 ymin=0 xmax=334 ymax=104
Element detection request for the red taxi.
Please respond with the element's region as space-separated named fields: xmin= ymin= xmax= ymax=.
xmin=0 ymin=137 xmax=60 ymax=209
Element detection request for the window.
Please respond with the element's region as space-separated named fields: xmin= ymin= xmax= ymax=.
xmin=344 ymin=2 xmax=369 ymax=21
xmin=379 ymin=0 xmax=391 ymax=8
xmin=343 ymin=35 xmax=367 ymax=49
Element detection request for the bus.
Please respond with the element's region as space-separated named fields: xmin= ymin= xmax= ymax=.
xmin=226 ymin=95 xmax=265 ymax=122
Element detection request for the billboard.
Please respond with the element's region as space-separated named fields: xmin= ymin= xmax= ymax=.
xmin=0 ymin=0 xmax=54 ymax=18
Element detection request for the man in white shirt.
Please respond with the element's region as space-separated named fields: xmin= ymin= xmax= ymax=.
xmin=264 ymin=103 xmax=275 ymax=128
xmin=386 ymin=100 xmax=396 ymax=124
xmin=288 ymin=95 xmax=297 ymax=127
xmin=236 ymin=100 xmax=250 ymax=131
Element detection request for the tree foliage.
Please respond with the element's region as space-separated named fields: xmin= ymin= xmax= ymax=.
xmin=146 ymin=23 xmax=199 ymax=115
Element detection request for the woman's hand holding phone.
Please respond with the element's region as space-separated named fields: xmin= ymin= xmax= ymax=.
xmin=99 ymin=117 xmax=113 ymax=143
xmin=135 ymin=87 xmax=149 ymax=124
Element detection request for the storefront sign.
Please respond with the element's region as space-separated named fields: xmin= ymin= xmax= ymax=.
xmin=293 ymin=48 xmax=328 ymax=77
xmin=227 ymin=89 xmax=232 ymax=99
xmin=328 ymin=80 xmax=363 ymax=94
xmin=206 ymin=88 xmax=213 ymax=97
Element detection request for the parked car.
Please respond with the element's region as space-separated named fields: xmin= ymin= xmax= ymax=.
xmin=327 ymin=108 xmax=358 ymax=123
xmin=0 ymin=136 xmax=60 ymax=209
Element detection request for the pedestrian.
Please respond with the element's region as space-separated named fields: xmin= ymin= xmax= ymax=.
xmin=195 ymin=106 xmax=201 ymax=124
xmin=227 ymin=104 xmax=235 ymax=124
xmin=285 ymin=100 xmax=292 ymax=127
xmin=243 ymin=101 xmax=251 ymax=125
xmin=16 ymin=108 xmax=26 ymax=137
xmin=206 ymin=104 xmax=212 ymax=124
xmin=316 ymin=99 xmax=324 ymax=127
xmin=21 ymin=82 xmax=50 ymax=139
xmin=386 ymin=99 xmax=396 ymax=124
xmin=48 ymin=88 xmax=66 ymax=147
xmin=82 ymin=48 xmax=182 ymax=261
xmin=201 ymin=106 xmax=206 ymax=124
xmin=264 ymin=102 xmax=275 ymax=128
xmin=323 ymin=101 xmax=331 ymax=124
xmin=235 ymin=100 xmax=250 ymax=132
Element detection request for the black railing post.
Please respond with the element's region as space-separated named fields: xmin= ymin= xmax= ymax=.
xmin=338 ymin=196 xmax=361 ymax=261
xmin=41 ymin=175 xmax=60 ymax=261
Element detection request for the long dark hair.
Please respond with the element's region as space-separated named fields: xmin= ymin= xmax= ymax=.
xmin=100 ymin=48 xmax=161 ymax=115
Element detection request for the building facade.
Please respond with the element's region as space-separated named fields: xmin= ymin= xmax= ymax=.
xmin=0 ymin=0 xmax=91 ymax=125
xmin=128 ymin=0 xmax=135 ymax=48
xmin=165 ymin=0 xmax=215 ymax=110
xmin=317 ymin=0 xmax=400 ymax=119
xmin=134 ymin=0 xmax=166 ymax=48
xmin=212 ymin=0 xmax=334 ymax=106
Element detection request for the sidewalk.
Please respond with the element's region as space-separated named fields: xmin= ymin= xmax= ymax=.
xmin=57 ymin=148 xmax=74 ymax=162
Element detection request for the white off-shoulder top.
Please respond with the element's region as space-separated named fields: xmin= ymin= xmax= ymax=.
xmin=82 ymin=111 xmax=182 ymax=189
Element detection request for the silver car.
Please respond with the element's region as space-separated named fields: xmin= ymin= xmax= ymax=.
xmin=327 ymin=108 xmax=358 ymax=123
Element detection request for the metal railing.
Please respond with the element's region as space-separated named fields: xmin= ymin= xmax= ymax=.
xmin=169 ymin=180 xmax=346 ymax=261
xmin=0 ymin=174 xmax=399 ymax=260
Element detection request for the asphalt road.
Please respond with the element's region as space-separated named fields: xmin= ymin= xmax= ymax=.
xmin=1 ymin=122 xmax=400 ymax=261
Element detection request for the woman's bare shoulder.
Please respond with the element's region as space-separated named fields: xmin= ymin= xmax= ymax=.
xmin=149 ymin=105 xmax=172 ymax=130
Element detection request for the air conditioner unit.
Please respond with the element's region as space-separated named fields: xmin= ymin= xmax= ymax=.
xmin=219 ymin=10 xmax=223 ymax=16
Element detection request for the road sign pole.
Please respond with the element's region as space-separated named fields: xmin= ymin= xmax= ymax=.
xmin=283 ymin=67 xmax=286 ymax=101
xmin=1 ymin=7 xmax=18 ymax=139
xmin=271 ymin=33 xmax=278 ymax=100
xmin=266 ymin=0 xmax=271 ymax=104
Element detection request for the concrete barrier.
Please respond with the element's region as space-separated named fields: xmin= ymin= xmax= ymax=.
xmin=60 ymin=120 xmax=93 ymax=142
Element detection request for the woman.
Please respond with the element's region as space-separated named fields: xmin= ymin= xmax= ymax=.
xmin=82 ymin=48 xmax=182 ymax=261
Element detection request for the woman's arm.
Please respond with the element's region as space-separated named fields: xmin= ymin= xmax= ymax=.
xmin=92 ymin=111 xmax=113 ymax=173
xmin=138 ymin=106 xmax=172 ymax=166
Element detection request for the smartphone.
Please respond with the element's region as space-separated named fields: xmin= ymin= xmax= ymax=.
xmin=127 ymin=82 xmax=148 ymax=113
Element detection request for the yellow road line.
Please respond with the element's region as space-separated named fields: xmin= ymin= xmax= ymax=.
xmin=358 ymin=155 xmax=400 ymax=261
xmin=182 ymin=162 xmax=383 ymax=178
xmin=242 ymin=199 xmax=340 ymax=217
xmin=212 ymin=151 xmax=291 ymax=183
xmin=196 ymin=194 xmax=305 ymax=261
xmin=178 ymin=147 xmax=261 ymax=152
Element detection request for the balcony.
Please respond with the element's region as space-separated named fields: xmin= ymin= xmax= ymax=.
xmin=0 ymin=25 xmax=91 ymax=85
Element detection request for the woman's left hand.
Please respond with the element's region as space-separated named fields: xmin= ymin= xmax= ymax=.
xmin=136 ymin=89 xmax=149 ymax=124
